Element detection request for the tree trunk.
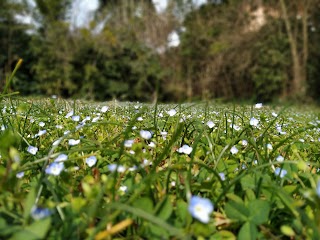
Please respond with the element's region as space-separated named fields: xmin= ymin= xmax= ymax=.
xmin=279 ymin=0 xmax=307 ymax=97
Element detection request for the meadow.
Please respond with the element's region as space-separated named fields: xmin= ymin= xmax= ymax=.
xmin=0 ymin=94 xmax=320 ymax=239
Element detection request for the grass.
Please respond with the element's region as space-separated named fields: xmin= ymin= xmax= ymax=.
xmin=0 ymin=96 xmax=320 ymax=239
xmin=1 ymin=60 xmax=320 ymax=239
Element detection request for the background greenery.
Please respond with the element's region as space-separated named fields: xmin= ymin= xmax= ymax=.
xmin=1 ymin=0 xmax=320 ymax=103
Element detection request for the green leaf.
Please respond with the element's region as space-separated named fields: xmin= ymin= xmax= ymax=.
xmin=175 ymin=200 xmax=192 ymax=227
xmin=155 ymin=196 xmax=172 ymax=221
xmin=238 ymin=222 xmax=258 ymax=240
xmin=248 ymin=200 xmax=270 ymax=225
xmin=281 ymin=225 xmax=295 ymax=237
xmin=240 ymin=174 xmax=256 ymax=190
xmin=210 ymin=230 xmax=236 ymax=240
xmin=10 ymin=218 xmax=51 ymax=240
xmin=225 ymin=201 xmax=249 ymax=222
xmin=133 ymin=197 xmax=153 ymax=214
xmin=23 ymin=186 xmax=37 ymax=220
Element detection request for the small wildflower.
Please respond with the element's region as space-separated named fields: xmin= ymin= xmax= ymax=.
xmin=250 ymin=117 xmax=259 ymax=127
xmin=129 ymin=150 xmax=135 ymax=155
xmin=68 ymin=139 xmax=80 ymax=146
xmin=230 ymin=146 xmax=238 ymax=155
xmin=86 ymin=156 xmax=97 ymax=167
xmin=65 ymin=110 xmax=74 ymax=118
xmin=272 ymin=112 xmax=278 ymax=117
xmin=72 ymin=115 xmax=80 ymax=122
xmin=101 ymin=106 xmax=109 ymax=113
xmin=35 ymin=129 xmax=47 ymax=137
xmin=45 ymin=162 xmax=64 ymax=176
xmin=266 ymin=143 xmax=273 ymax=150
xmin=206 ymin=121 xmax=215 ymax=129
xmin=140 ymin=130 xmax=152 ymax=140
xmin=188 ymin=196 xmax=214 ymax=223
xmin=167 ymin=109 xmax=177 ymax=116
xmin=16 ymin=171 xmax=25 ymax=178
xmin=177 ymin=144 xmax=193 ymax=155
xmin=230 ymin=124 xmax=240 ymax=131
xmin=219 ymin=172 xmax=226 ymax=181
xmin=92 ymin=117 xmax=100 ymax=122
xmin=27 ymin=146 xmax=38 ymax=155
xmin=124 ymin=140 xmax=134 ymax=148
xmin=148 ymin=142 xmax=156 ymax=148
xmin=107 ymin=164 xmax=126 ymax=173
xmin=31 ymin=206 xmax=51 ymax=220
xmin=119 ymin=185 xmax=127 ymax=193
xmin=56 ymin=125 xmax=63 ymax=129
xmin=274 ymin=167 xmax=287 ymax=178
xmin=255 ymin=103 xmax=263 ymax=109
xmin=241 ymin=140 xmax=248 ymax=147
xmin=137 ymin=117 xmax=143 ymax=121
xmin=316 ymin=180 xmax=320 ymax=197
xmin=160 ymin=131 xmax=168 ymax=140
xmin=54 ymin=154 xmax=68 ymax=162
xmin=276 ymin=155 xmax=284 ymax=162
xmin=39 ymin=122 xmax=45 ymax=127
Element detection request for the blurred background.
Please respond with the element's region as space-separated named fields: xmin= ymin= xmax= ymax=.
xmin=1 ymin=0 xmax=320 ymax=103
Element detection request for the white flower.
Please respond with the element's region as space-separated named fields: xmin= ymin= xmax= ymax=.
xmin=101 ymin=106 xmax=109 ymax=113
xmin=276 ymin=155 xmax=284 ymax=162
xmin=45 ymin=162 xmax=64 ymax=176
xmin=250 ymin=117 xmax=259 ymax=127
xmin=35 ymin=129 xmax=47 ymax=137
xmin=56 ymin=125 xmax=63 ymax=129
xmin=255 ymin=103 xmax=263 ymax=109
xmin=272 ymin=112 xmax=278 ymax=117
xmin=54 ymin=154 xmax=68 ymax=162
xmin=16 ymin=171 xmax=25 ymax=178
xmin=65 ymin=110 xmax=74 ymax=118
xmin=148 ymin=142 xmax=156 ymax=148
xmin=27 ymin=146 xmax=38 ymax=155
xmin=140 ymin=130 xmax=152 ymax=140
xmin=230 ymin=124 xmax=240 ymax=131
xmin=107 ymin=164 xmax=126 ymax=173
xmin=188 ymin=196 xmax=214 ymax=223
xmin=219 ymin=173 xmax=226 ymax=181
xmin=72 ymin=115 xmax=80 ymax=122
xmin=241 ymin=140 xmax=248 ymax=147
xmin=68 ymin=139 xmax=80 ymax=146
xmin=177 ymin=144 xmax=193 ymax=155
xmin=137 ymin=117 xmax=143 ymax=121
xmin=119 ymin=185 xmax=127 ymax=193
xmin=86 ymin=156 xmax=97 ymax=167
xmin=39 ymin=122 xmax=45 ymax=127
xmin=160 ymin=131 xmax=168 ymax=140
xmin=230 ymin=146 xmax=238 ymax=155
xmin=206 ymin=121 xmax=215 ymax=129
xmin=124 ymin=140 xmax=134 ymax=148
xmin=266 ymin=143 xmax=273 ymax=150
xmin=92 ymin=117 xmax=100 ymax=122
xmin=167 ymin=109 xmax=177 ymax=116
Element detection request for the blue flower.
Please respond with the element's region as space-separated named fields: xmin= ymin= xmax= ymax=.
xmin=316 ymin=180 xmax=320 ymax=198
xmin=274 ymin=167 xmax=287 ymax=178
xmin=27 ymin=146 xmax=38 ymax=155
xmin=31 ymin=206 xmax=51 ymax=220
xmin=45 ymin=162 xmax=64 ymax=176
xmin=188 ymin=196 xmax=214 ymax=223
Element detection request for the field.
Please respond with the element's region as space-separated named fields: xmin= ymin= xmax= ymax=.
xmin=0 ymin=97 xmax=320 ymax=239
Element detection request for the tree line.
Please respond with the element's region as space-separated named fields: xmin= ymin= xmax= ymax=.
xmin=1 ymin=0 xmax=320 ymax=103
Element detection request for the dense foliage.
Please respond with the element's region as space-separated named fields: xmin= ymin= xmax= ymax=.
xmin=1 ymin=0 xmax=320 ymax=102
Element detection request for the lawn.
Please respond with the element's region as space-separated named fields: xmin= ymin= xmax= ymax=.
xmin=0 ymin=97 xmax=320 ymax=239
